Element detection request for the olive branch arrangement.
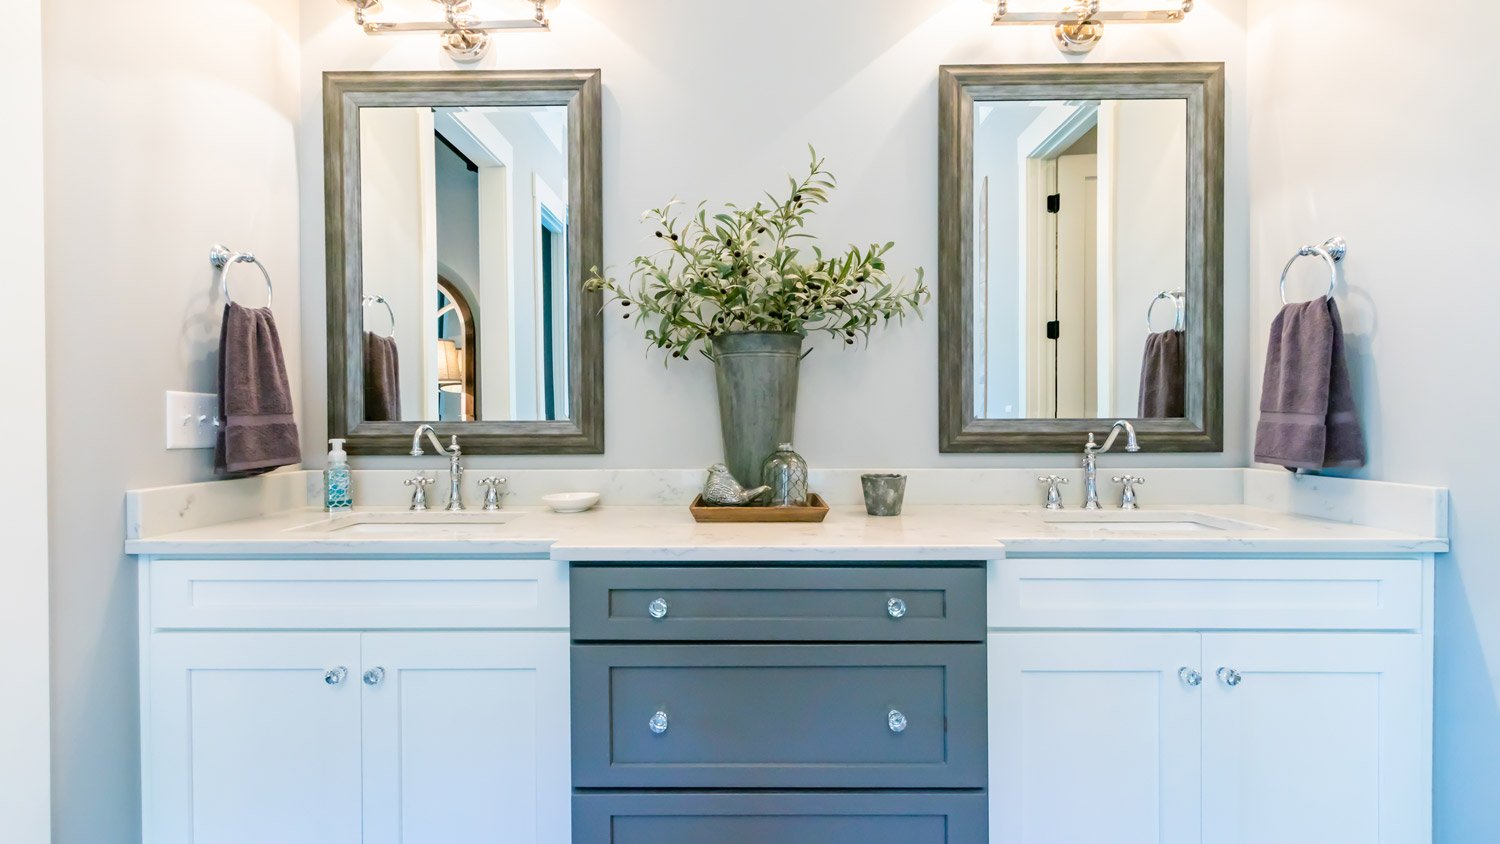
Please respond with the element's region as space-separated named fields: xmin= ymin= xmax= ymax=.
xmin=584 ymin=147 xmax=929 ymax=362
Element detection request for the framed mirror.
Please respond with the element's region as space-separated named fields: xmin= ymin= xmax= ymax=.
xmin=938 ymin=63 xmax=1224 ymax=452
xmin=325 ymin=70 xmax=603 ymax=454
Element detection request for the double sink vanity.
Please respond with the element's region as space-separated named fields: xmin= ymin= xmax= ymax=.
xmin=126 ymin=467 xmax=1447 ymax=844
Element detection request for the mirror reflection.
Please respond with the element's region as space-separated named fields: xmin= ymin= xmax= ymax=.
xmin=971 ymin=98 xmax=1188 ymax=420
xmin=359 ymin=104 xmax=571 ymax=424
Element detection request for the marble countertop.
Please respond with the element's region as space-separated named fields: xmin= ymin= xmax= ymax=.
xmin=123 ymin=502 xmax=1449 ymax=560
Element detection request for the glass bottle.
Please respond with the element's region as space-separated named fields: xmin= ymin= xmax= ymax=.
xmin=761 ymin=442 xmax=810 ymax=507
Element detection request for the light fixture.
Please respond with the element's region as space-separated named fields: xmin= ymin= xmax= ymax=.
xmin=437 ymin=339 xmax=465 ymax=394
xmin=992 ymin=1 xmax=1193 ymax=54
xmin=339 ymin=0 xmax=559 ymax=64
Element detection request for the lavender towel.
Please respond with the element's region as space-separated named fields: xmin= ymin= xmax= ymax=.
xmin=1254 ymin=296 xmax=1366 ymax=471
xmin=214 ymin=303 xmax=301 ymax=477
xmin=1138 ymin=329 xmax=1186 ymax=418
xmin=363 ymin=332 xmax=402 ymax=422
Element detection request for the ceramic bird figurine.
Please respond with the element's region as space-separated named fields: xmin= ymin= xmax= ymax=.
xmin=702 ymin=464 xmax=772 ymax=506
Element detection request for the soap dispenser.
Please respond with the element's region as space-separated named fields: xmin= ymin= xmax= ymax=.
xmin=324 ymin=438 xmax=353 ymax=512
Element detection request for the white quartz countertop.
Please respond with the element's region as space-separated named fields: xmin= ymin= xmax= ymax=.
xmin=123 ymin=503 xmax=1449 ymax=560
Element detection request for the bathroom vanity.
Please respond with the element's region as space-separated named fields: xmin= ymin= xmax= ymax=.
xmin=126 ymin=470 xmax=1447 ymax=844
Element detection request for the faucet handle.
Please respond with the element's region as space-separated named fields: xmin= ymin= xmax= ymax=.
xmin=404 ymin=473 xmax=434 ymax=511
xmin=1038 ymin=475 xmax=1070 ymax=511
xmin=1112 ymin=475 xmax=1145 ymax=510
xmin=478 ymin=477 xmax=510 ymax=512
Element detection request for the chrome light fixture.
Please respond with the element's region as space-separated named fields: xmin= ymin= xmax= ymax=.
xmin=993 ymin=1 xmax=1193 ymax=54
xmin=339 ymin=0 xmax=558 ymax=63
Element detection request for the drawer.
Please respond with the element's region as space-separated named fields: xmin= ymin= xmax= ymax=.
xmin=570 ymin=566 xmax=985 ymax=642
xmin=573 ymin=792 xmax=988 ymax=844
xmin=147 ymin=558 xmax=568 ymax=630
xmin=988 ymin=557 xmax=1424 ymax=631
xmin=571 ymin=644 xmax=986 ymax=788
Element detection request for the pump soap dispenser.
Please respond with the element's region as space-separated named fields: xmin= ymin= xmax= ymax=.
xmin=325 ymin=438 xmax=353 ymax=512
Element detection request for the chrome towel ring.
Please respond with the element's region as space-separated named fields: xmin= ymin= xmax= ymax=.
xmin=363 ymin=294 xmax=397 ymax=339
xmin=210 ymin=245 xmax=273 ymax=308
xmin=1279 ymin=236 xmax=1347 ymax=304
xmin=1146 ymin=290 xmax=1186 ymax=332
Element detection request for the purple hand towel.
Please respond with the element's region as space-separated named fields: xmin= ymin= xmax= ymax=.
xmin=214 ymin=303 xmax=301 ymax=477
xmin=1138 ymin=329 xmax=1186 ymax=418
xmin=1254 ymin=296 xmax=1365 ymax=471
xmin=364 ymin=332 xmax=402 ymax=422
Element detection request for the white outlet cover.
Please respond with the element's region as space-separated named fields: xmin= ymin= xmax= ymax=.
xmin=165 ymin=391 xmax=219 ymax=450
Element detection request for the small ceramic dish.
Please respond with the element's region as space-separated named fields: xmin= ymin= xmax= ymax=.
xmin=542 ymin=492 xmax=601 ymax=514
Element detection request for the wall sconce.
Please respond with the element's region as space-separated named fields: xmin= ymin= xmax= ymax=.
xmin=339 ymin=0 xmax=559 ymax=63
xmin=992 ymin=1 xmax=1193 ymax=54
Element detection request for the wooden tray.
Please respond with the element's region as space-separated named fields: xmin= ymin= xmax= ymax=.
xmin=689 ymin=494 xmax=830 ymax=523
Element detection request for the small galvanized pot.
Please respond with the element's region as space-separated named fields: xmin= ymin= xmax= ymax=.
xmin=861 ymin=474 xmax=908 ymax=517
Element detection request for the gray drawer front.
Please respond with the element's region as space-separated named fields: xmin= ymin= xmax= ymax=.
xmin=572 ymin=644 xmax=986 ymax=788
xmin=574 ymin=792 xmax=988 ymax=844
xmin=570 ymin=566 xmax=985 ymax=642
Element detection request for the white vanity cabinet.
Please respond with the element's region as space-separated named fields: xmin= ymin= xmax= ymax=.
xmin=137 ymin=558 xmax=572 ymax=844
xmin=987 ymin=556 xmax=1434 ymax=844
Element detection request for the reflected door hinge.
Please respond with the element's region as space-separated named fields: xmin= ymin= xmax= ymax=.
xmin=1046 ymin=320 xmax=1061 ymax=340
xmin=1046 ymin=193 xmax=1061 ymax=214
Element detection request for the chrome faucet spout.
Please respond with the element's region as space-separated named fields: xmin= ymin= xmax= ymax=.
xmin=410 ymin=424 xmax=449 ymax=458
xmin=1083 ymin=421 xmax=1141 ymax=510
xmin=409 ymin=425 xmax=466 ymax=511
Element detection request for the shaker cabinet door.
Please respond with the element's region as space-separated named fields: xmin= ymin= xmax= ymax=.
xmin=144 ymin=633 xmax=364 ymax=844
xmin=1201 ymin=633 xmax=1427 ymax=844
xmin=989 ymin=632 xmax=1204 ymax=844
xmin=360 ymin=632 xmax=572 ymax=844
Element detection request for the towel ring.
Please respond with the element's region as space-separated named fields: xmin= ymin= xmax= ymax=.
xmin=363 ymin=294 xmax=397 ymax=339
xmin=1279 ymin=236 xmax=1347 ymax=304
xmin=210 ymin=245 xmax=273 ymax=308
xmin=1146 ymin=290 xmax=1186 ymax=332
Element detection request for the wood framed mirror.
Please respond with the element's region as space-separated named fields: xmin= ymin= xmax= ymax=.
xmin=325 ymin=70 xmax=604 ymax=454
xmin=938 ymin=63 xmax=1225 ymax=452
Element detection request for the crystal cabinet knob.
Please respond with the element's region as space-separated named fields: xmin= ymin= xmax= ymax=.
xmin=1218 ymin=667 xmax=1243 ymax=687
xmin=363 ymin=667 xmax=386 ymax=687
xmin=1179 ymin=667 xmax=1203 ymax=687
xmin=888 ymin=709 xmax=908 ymax=733
xmin=887 ymin=597 xmax=908 ymax=619
xmin=648 ymin=598 xmax=669 ymax=619
xmin=648 ymin=711 xmax=669 ymax=735
xmin=324 ymin=666 xmax=348 ymax=686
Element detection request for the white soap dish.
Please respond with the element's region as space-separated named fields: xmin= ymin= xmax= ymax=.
xmin=542 ymin=492 xmax=601 ymax=514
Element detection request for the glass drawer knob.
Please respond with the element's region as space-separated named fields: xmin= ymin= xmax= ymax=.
xmin=363 ymin=667 xmax=386 ymax=687
xmin=648 ymin=598 xmax=669 ymax=619
xmin=649 ymin=711 xmax=669 ymax=735
xmin=1179 ymin=667 xmax=1202 ymax=687
xmin=324 ymin=666 xmax=348 ymax=686
xmin=1218 ymin=667 xmax=1243 ymax=687
xmin=888 ymin=709 xmax=908 ymax=733
xmin=887 ymin=597 xmax=908 ymax=619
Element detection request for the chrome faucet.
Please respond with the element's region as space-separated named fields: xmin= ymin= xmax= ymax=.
xmin=1083 ymin=421 xmax=1140 ymax=510
xmin=410 ymin=425 xmax=466 ymax=511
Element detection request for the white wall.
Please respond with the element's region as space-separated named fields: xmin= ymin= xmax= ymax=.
xmin=41 ymin=2 xmax=302 ymax=842
xmin=1110 ymin=99 xmax=1188 ymax=411
xmin=1 ymin=3 xmax=52 ymax=841
xmin=1245 ymin=2 xmax=1499 ymax=839
xmin=361 ymin=107 xmax=433 ymax=419
xmin=300 ymin=0 xmax=1252 ymax=470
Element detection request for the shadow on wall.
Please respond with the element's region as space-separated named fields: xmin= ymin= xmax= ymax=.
xmin=1433 ymin=529 xmax=1500 ymax=840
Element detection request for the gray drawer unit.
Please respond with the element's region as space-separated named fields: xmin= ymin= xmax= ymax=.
xmin=573 ymin=791 xmax=988 ymax=844
xmin=572 ymin=643 xmax=986 ymax=789
xmin=570 ymin=565 xmax=985 ymax=642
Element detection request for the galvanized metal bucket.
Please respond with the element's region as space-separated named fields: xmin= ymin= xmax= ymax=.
xmin=711 ymin=332 xmax=803 ymax=488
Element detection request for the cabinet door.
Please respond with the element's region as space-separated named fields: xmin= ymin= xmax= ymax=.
xmin=145 ymin=633 xmax=363 ymax=844
xmin=1201 ymin=633 xmax=1428 ymax=844
xmin=361 ymin=632 xmax=571 ymax=844
xmin=990 ymin=632 xmax=1203 ymax=844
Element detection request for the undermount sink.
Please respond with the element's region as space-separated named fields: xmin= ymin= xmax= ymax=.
xmin=1037 ymin=510 xmax=1266 ymax=534
xmin=288 ymin=511 xmax=526 ymax=536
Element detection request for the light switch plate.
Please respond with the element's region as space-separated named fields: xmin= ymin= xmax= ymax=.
xmin=165 ymin=391 xmax=219 ymax=450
